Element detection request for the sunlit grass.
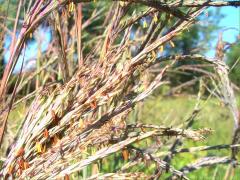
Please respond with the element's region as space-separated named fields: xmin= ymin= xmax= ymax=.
xmin=5 ymin=95 xmax=240 ymax=179
xmin=140 ymin=94 xmax=240 ymax=179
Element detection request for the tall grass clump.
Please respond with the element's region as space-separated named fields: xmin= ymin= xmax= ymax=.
xmin=0 ymin=0 xmax=240 ymax=179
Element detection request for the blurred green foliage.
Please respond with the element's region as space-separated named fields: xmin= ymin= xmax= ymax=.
xmin=166 ymin=9 xmax=224 ymax=90
xmin=227 ymin=41 xmax=240 ymax=86
xmin=171 ymin=9 xmax=223 ymax=55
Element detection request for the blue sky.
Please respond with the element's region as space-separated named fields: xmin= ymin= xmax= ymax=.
xmin=206 ymin=6 xmax=240 ymax=57
xmin=4 ymin=27 xmax=51 ymax=73
xmin=220 ymin=6 xmax=240 ymax=42
xmin=4 ymin=6 xmax=240 ymax=72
